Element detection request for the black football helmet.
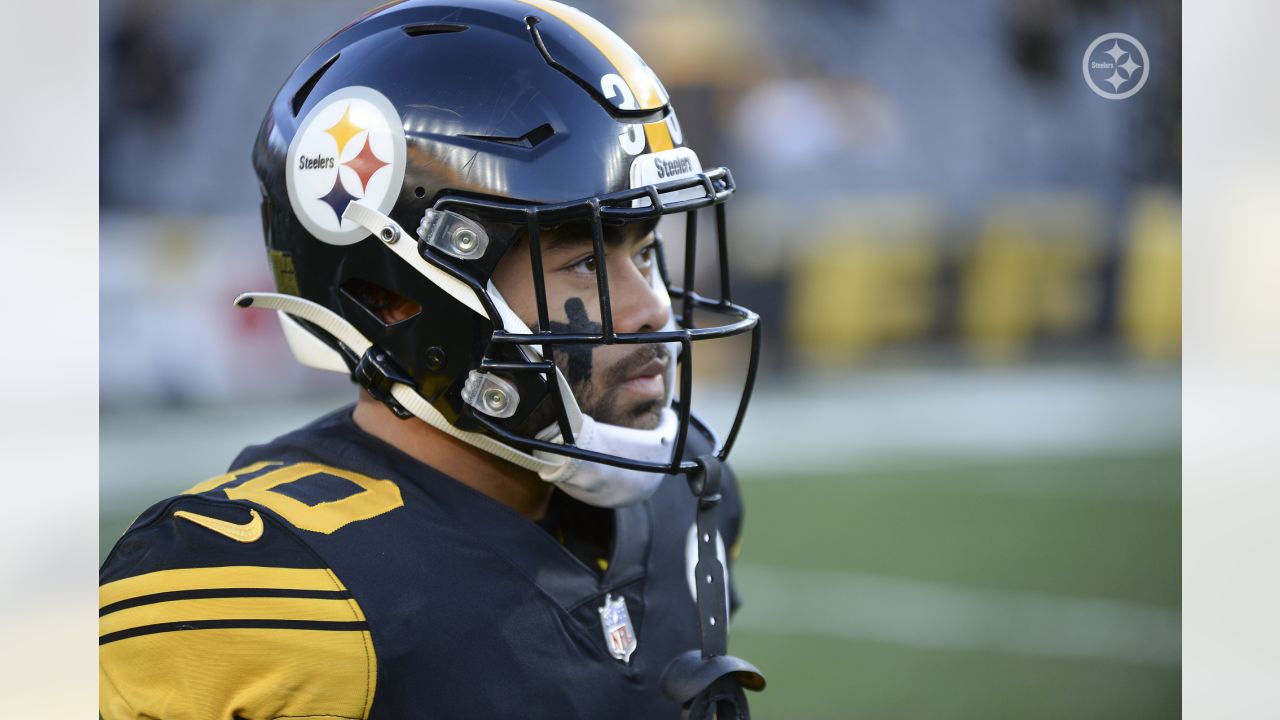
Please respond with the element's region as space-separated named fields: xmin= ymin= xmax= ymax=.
xmin=247 ymin=0 xmax=760 ymax=481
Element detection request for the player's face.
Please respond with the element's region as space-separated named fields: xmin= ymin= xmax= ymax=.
xmin=491 ymin=223 xmax=672 ymax=430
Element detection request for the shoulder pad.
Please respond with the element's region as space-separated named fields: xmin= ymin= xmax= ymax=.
xmin=100 ymin=492 xmax=377 ymax=719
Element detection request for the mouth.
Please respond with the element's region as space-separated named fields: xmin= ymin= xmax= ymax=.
xmin=619 ymin=356 xmax=668 ymax=397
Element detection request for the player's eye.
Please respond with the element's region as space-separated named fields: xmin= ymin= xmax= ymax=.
xmin=569 ymin=254 xmax=598 ymax=275
xmin=567 ymin=242 xmax=654 ymax=277
xmin=633 ymin=243 xmax=656 ymax=273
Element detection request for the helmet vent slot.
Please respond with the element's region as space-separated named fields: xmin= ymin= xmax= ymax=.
xmin=459 ymin=123 xmax=555 ymax=150
xmin=402 ymin=23 xmax=468 ymax=37
xmin=525 ymin=17 xmax=664 ymax=121
xmin=290 ymin=53 xmax=340 ymax=117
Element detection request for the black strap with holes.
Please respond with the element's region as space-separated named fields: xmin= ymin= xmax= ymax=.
xmin=682 ymin=455 xmax=751 ymax=720
xmin=690 ymin=455 xmax=729 ymax=657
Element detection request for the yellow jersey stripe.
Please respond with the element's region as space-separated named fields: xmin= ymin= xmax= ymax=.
xmin=515 ymin=0 xmax=667 ymax=110
xmin=100 ymin=625 xmax=376 ymax=719
xmin=100 ymin=596 xmax=364 ymax=638
xmin=100 ymin=566 xmax=344 ymax=609
xmin=100 ymin=586 xmax=352 ymax=618
xmin=100 ymin=618 xmax=370 ymax=646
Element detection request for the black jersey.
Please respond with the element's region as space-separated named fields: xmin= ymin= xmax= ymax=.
xmin=99 ymin=406 xmax=745 ymax=719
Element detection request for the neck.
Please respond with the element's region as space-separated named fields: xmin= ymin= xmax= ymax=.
xmin=351 ymin=391 xmax=553 ymax=521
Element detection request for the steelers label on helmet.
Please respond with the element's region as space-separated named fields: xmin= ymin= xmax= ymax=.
xmin=629 ymin=146 xmax=703 ymax=208
xmin=286 ymin=87 xmax=407 ymax=246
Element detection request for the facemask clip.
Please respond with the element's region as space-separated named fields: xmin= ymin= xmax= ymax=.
xmin=462 ymin=370 xmax=520 ymax=419
xmin=418 ymin=209 xmax=489 ymax=260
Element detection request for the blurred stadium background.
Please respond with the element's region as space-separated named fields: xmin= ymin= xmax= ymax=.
xmin=100 ymin=0 xmax=1180 ymax=717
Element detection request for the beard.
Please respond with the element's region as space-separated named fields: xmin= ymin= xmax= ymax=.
xmin=556 ymin=343 xmax=669 ymax=429
xmin=512 ymin=343 xmax=671 ymax=440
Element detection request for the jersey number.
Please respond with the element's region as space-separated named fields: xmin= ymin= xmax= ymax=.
xmin=187 ymin=461 xmax=404 ymax=534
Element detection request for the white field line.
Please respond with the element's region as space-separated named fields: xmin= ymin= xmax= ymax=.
xmin=694 ymin=367 xmax=1180 ymax=476
xmin=731 ymin=564 xmax=1181 ymax=667
xmin=737 ymin=462 xmax=1182 ymax=504
xmin=101 ymin=368 xmax=1180 ymax=496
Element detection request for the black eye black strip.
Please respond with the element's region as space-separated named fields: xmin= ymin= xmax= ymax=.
xmin=549 ymin=297 xmax=600 ymax=384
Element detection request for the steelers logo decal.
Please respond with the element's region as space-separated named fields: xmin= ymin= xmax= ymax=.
xmin=286 ymin=87 xmax=407 ymax=245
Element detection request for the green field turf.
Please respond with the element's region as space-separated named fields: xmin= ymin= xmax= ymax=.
xmin=728 ymin=449 xmax=1181 ymax=719
xmin=99 ymin=448 xmax=1180 ymax=719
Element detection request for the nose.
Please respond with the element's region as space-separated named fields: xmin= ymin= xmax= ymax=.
xmin=608 ymin=255 xmax=671 ymax=334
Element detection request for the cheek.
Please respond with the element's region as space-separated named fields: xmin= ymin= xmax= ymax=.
xmin=500 ymin=273 xmax=598 ymax=328
xmin=491 ymin=254 xmax=538 ymax=320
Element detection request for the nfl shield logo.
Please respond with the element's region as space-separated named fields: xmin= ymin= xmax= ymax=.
xmin=597 ymin=593 xmax=637 ymax=663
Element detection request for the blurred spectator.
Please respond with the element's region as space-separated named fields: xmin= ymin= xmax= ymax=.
xmin=100 ymin=0 xmax=196 ymax=207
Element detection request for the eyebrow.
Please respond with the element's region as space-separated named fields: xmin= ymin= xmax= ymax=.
xmin=535 ymin=224 xmax=654 ymax=253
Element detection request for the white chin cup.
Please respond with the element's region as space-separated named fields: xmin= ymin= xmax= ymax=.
xmin=535 ymin=407 xmax=679 ymax=508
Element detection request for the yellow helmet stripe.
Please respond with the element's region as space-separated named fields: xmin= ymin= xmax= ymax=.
xmin=515 ymin=0 xmax=667 ymax=110
xmin=643 ymin=120 xmax=674 ymax=152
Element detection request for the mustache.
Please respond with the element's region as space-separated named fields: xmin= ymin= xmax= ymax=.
xmin=602 ymin=343 xmax=671 ymax=387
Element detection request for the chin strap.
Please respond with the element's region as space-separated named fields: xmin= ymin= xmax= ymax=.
xmin=236 ymin=290 xmax=681 ymax=513
xmin=661 ymin=455 xmax=766 ymax=719
xmin=235 ymin=291 xmax=565 ymax=477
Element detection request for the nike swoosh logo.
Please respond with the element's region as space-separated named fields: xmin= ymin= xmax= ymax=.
xmin=174 ymin=508 xmax=264 ymax=543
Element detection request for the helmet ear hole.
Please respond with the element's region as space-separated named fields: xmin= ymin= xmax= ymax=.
xmin=340 ymin=277 xmax=422 ymax=326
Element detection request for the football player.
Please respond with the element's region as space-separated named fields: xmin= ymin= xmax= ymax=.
xmin=100 ymin=1 xmax=764 ymax=717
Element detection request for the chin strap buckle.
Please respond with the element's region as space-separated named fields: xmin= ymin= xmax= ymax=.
xmin=353 ymin=347 xmax=415 ymax=420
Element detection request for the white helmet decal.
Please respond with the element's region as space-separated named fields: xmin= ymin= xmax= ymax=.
xmin=286 ymin=86 xmax=407 ymax=245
